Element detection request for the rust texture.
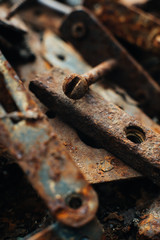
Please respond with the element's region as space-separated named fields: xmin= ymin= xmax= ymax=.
xmin=60 ymin=8 xmax=160 ymax=117
xmin=0 ymin=1 xmax=160 ymax=239
xmin=17 ymin=23 xmax=160 ymax=239
xmin=18 ymin=30 xmax=143 ymax=184
xmin=0 ymin=52 xmax=99 ymax=228
xmin=84 ymin=0 xmax=160 ymax=53
xmin=38 ymin=30 xmax=160 ymax=135
xmin=30 ymin=67 xmax=160 ymax=186
xmin=48 ymin=117 xmax=141 ymax=183
xmin=138 ymin=197 xmax=160 ymax=239
xmin=63 ymin=59 xmax=116 ymax=99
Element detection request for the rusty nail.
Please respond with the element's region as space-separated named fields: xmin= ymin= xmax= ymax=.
xmin=63 ymin=59 xmax=117 ymax=99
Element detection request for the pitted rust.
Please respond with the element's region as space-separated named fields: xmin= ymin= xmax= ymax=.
xmin=47 ymin=117 xmax=141 ymax=183
xmin=18 ymin=31 xmax=144 ymax=184
xmin=0 ymin=3 xmax=160 ymax=238
xmin=30 ymin=68 xmax=160 ymax=186
xmin=138 ymin=197 xmax=160 ymax=239
xmin=85 ymin=0 xmax=160 ymax=53
xmin=0 ymin=52 xmax=99 ymax=228
xmin=60 ymin=8 xmax=160 ymax=117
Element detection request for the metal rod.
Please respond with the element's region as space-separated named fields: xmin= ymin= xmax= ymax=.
xmin=63 ymin=59 xmax=117 ymax=99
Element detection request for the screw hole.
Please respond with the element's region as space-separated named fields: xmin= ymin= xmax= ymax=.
xmin=56 ymin=54 xmax=65 ymax=61
xmin=66 ymin=193 xmax=82 ymax=209
xmin=45 ymin=110 xmax=56 ymax=119
xmin=125 ymin=126 xmax=145 ymax=144
xmin=72 ymin=22 xmax=86 ymax=39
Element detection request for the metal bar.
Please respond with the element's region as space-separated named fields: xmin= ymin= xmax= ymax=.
xmin=21 ymin=30 xmax=143 ymax=183
xmin=84 ymin=0 xmax=160 ymax=53
xmin=30 ymin=67 xmax=160 ymax=186
xmin=0 ymin=51 xmax=98 ymax=228
xmin=60 ymin=7 xmax=160 ymax=117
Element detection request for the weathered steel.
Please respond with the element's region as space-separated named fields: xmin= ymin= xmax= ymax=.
xmin=63 ymin=59 xmax=116 ymax=99
xmin=84 ymin=0 xmax=160 ymax=54
xmin=0 ymin=52 xmax=98 ymax=228
xmin=138 ymin=197 xmax=160 ymax=239
xmin=30 ymin=67 xmax=160 ymax=186
xmin=19 ymin=31 xmax=143 ymax=183
xmin=60 ymin=8 xmax=160 ymax=117
xmin=48 ymin=117 xmax=141 ymax=183
xmin=19 ymin=29 xmax=160 ymax=184
xmin=40 ymin=30 xmax=160 ymax=135
xmin=42 ymin=31 xmax=91 ymax=75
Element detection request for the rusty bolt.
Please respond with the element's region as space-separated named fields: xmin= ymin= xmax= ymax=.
xmin=63 ymin=59 xmax=117 ymax=99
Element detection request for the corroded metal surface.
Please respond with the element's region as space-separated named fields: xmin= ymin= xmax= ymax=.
xmin=63 ymin=59 xmax=116 ymax=99
xmin=0 ymin=52 xmax=99 ymax=228
xmin=18 ymin=30 xmax=143 ymax=184
xmin=30 ymin=67 xmax=160 ymax=186
xmin=48 ymin=117 xmax=141 ymax=183
xmin=92 ymin=83 xmax=160 ymax=135
xmin=60 ymin=8 xmax=160 ymax=117
xmin=40 ymin=30 xmax=160 ymax=135
xmin=138 ymin=197 xmax=160 ymax=239
xmin=0 ymin=1 xmax=160 ymax=239
xmin=84 ymin=0 xmax=160 ymax=54
xmin=42 ymin=31 xmax=91 ymax=74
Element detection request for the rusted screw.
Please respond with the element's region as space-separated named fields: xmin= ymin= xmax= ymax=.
xmin=63 ymin=59 xmax=117 ymax=99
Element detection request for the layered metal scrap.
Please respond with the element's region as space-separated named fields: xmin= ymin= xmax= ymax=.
xmin=0 ymin=0 xmax=160 ymax=240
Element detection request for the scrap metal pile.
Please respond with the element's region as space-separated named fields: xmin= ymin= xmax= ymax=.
xmin=0 ymin=0 xmax=160 ymax=239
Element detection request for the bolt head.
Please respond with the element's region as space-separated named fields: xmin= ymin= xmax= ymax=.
xmin=63 ymin=74 xmax=88 ymax=99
